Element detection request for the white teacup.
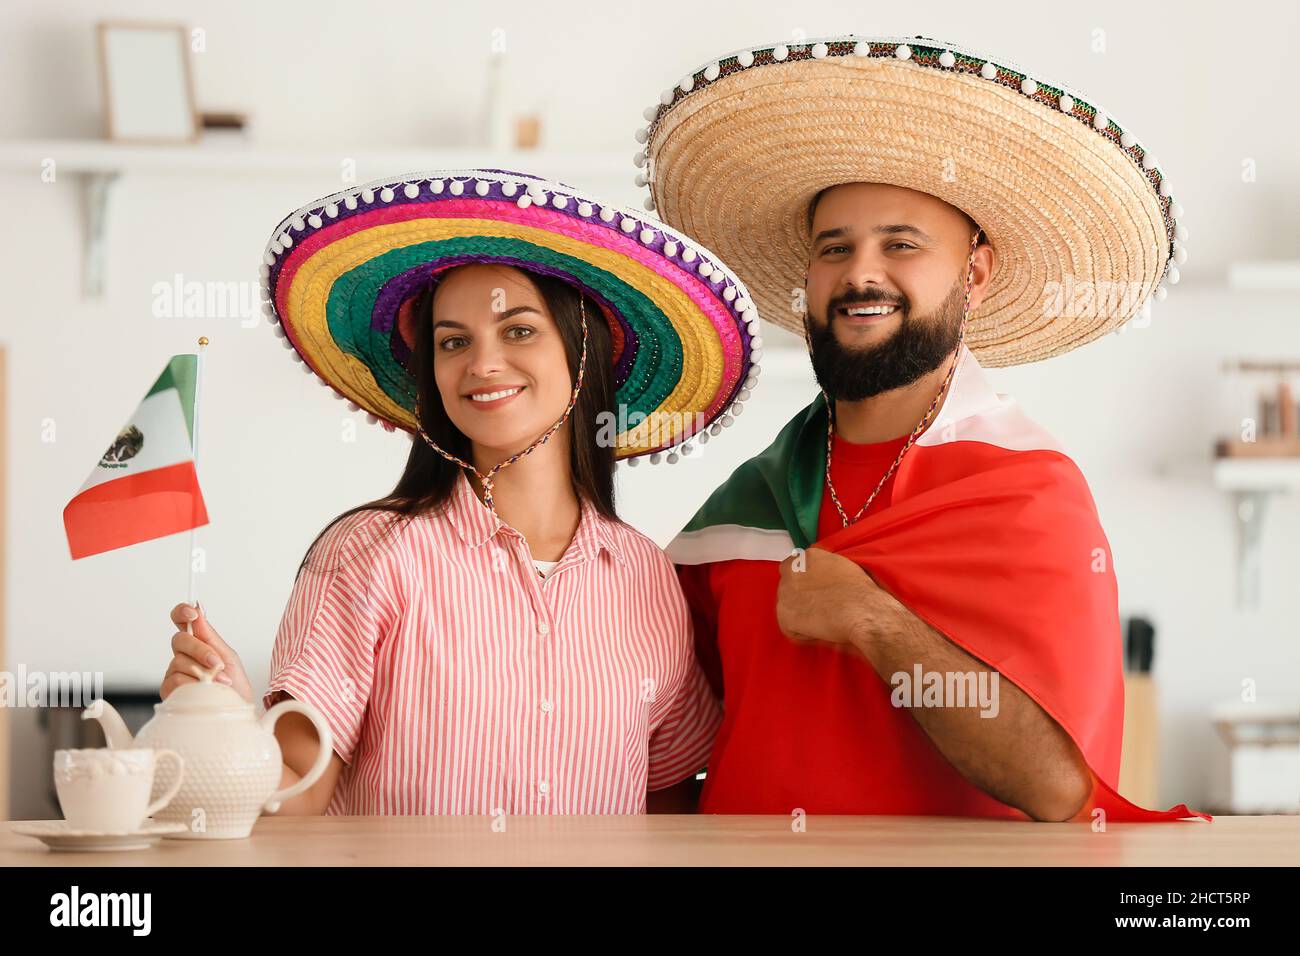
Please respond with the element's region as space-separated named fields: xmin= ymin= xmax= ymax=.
xmin=53 ymin=747 xmax=185 ymax=833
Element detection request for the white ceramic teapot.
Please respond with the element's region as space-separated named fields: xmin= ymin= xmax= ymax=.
xmin=83 ymin=672 xmax=333 ymax=839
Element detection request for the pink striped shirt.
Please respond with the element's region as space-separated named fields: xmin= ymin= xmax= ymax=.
xmin=262 ymin=470 xmax=722 ymax=815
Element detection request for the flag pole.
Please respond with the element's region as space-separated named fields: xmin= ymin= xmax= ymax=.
xmin=185 ymin=337 xmax=207 ymax=640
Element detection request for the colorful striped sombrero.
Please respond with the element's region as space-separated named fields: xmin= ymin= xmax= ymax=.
xmin=259 ymin=169 xmax=762 ymax=462
xmin=637 ymin=35 xmax=1186 ymax=367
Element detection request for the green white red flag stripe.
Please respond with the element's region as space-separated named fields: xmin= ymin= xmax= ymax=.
xmin=63 ymin=354 xmax=209 ymax=560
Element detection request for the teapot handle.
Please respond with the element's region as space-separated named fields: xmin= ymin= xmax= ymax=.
xmin=260 ymin=699 xmax=334 ymax=814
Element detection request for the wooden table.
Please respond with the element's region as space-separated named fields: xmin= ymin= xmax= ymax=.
xmin=2 ymin=814 xmax=1297 ymax=866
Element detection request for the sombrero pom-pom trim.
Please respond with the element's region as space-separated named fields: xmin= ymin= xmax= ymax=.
xmin=260 ymin=169 xmax=762 ymax=462
xmin=638 ymin=35 xmax=1185 ymax=365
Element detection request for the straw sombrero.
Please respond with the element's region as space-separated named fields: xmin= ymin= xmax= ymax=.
xmin=259 ymin=169 xmax=761 ymax=463
xmin=637 ymin=35 xmax=1186 ymax=366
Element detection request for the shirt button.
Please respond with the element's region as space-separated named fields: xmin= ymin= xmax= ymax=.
xmin=537 ymin=621 xmax=550 ymax=636
xmin=538 ymin=780 xmax=550 ymax=795
xmin=540 ymin=698 xmax=552 ymax=714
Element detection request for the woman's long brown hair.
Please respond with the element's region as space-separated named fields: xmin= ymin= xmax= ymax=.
xmin=295 ymin=267 xmax=617 ymax=578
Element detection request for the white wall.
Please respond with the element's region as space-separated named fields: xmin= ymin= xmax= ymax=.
xmin=3 ymin=0 xmax=1299 ymax=817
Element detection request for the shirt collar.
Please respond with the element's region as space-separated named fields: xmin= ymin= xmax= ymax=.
xmin=574 ymin=497 xmax=628 ymax=567
xmin=444 ymin=470 xmax=626 ymax=567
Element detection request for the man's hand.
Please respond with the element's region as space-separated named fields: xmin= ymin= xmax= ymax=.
xmin=775 ymin=546 xmax=905 ymax=647
xmin=776 ymin=546 xmax=1092 ymax=821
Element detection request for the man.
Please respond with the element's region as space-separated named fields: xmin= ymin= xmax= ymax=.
xmin=640 ymin=36 xmax=1205 ymax=821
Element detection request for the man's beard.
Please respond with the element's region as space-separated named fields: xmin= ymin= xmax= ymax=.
xmin=806 ymin=277 xmax=966 ymax=402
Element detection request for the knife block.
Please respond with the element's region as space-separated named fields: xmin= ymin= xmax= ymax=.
xmin=1118 ymin=673 xmax=1158 ymax=808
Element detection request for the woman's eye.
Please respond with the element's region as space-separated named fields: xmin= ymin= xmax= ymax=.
xmin=437 ymin=336 xmax=467 ymax=351
xmin=505 ymin=325 xmax=535 ymax=340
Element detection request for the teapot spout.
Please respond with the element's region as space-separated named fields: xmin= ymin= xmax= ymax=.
xmin=82 ymin=699 xmax=134 ymax=749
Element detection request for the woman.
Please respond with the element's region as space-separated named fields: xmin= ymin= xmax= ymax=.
xmin=158 ymin=169 xmax=761 ymax=815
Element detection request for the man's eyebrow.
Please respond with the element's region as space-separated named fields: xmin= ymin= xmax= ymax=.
xmin=812 ymin=226 xmax=850 ymax=245
xmin=874 ymin=223 xmax=933 ymax=242
xmin=811 ymin=223 xmax=934 ymax=245
xmin=434 ymin=304 xmax=540 ymax=330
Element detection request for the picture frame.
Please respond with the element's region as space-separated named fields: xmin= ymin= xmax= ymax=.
xmin=96 ymin=21 xmax=199 ymax=144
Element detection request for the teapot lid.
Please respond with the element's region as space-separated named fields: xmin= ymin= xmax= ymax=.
xmin=161 ymin=665 xmax=250 ymax=713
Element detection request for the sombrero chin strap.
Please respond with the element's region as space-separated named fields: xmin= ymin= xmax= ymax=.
xmin=823 ymin=229 xmax=982 ymax=528
xmin=414 ymin=297 xmax=590 ymax=517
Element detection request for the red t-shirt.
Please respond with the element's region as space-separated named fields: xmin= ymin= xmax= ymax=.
xmin=816 ymin=431 xmax=910 ymax=537
xmin=678 ymin=432 xmax=1028 ymax=817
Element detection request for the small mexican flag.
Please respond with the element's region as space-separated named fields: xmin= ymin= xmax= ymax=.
xmin=63 ymin=354 xmax=209 ymax=560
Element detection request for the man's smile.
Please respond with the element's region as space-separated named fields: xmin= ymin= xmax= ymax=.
xmin=834 ymin=302 xmax=902 ymax=325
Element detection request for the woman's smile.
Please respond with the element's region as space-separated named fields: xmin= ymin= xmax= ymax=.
xmin=463 ymin=384 xmax=528 ymax=410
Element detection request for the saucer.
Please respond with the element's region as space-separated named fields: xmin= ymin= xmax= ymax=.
xmin=13 ymin=819 xmax=188 ymax=852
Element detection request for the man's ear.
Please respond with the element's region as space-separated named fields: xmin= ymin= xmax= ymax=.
xmin=967 ymin=241 xmax=996 ymax=313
